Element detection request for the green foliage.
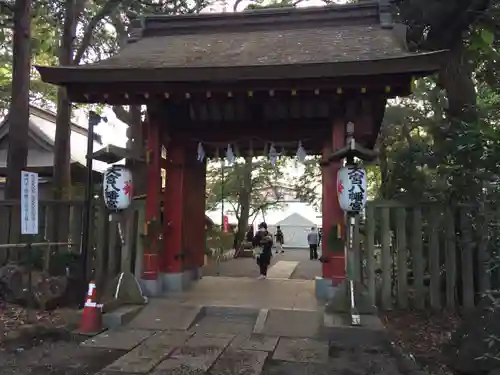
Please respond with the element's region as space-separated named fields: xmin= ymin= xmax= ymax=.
xmin=379 ymin=76 xmax=500 ymax=203
xmin=206 ymin=157 xmax=288 ymax=221
xmin=205 ymin=228 xmax=234 ymax=254
xmin=245 ymin=0 xmax=300 ymax=10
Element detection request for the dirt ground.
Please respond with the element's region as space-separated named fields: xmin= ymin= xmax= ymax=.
xmin=381 ymin=310 xmax=461 ymax=375
xmin=0 ymin=302 xmax=125 ymax=375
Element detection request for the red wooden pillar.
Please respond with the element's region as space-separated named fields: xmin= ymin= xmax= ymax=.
xmin=193 ymin=160 xmax=207 ymax=269
xmin=161 ymin=141 xmax=206 ymax=281
xmin=162 ymin=142 xmax=185 ymax=275
xmin=142 ymin=118 xmax=161 ymax=282
xmin=322 ymin=120 xmax=346 ymax=285
xmin=180 ymin=147 xmax=206 ymax=272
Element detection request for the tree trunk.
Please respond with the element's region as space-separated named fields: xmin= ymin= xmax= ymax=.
xmin=235 ymin=157 xmax=253 ymax=247
xmin=5 ymin=0 xmax=31 ymax=199
xmin=51 ymin=0 xmax=78 ymax=244
xmin=438 ymin=41 xmax=479 ymax=202
xmin=439 ymin=43 xmax=477 ymax=125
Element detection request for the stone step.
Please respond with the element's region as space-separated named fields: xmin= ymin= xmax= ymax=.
xmin=255 ymin=308 xmax=324 ymax=338
xmin=266 ymin=261 xmax=299 ymax=279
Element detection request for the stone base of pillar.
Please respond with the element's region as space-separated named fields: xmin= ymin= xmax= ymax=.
xmin=160 ymin=268 xmax=203 ymax=293
xmin=139 ymin=278 xmax=162 ymax=297
xmin=324 ymin=279 xmax=377 ymax=315
xmin=315 ymin=276 xmax=340 ymax=300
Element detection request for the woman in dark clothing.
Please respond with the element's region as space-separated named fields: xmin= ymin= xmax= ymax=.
xmin=253 ymin=222 xmax=273 ymax=279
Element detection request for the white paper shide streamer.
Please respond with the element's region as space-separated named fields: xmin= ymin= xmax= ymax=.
xmin=197 ymin=142 xmax=205 ymax=162
xmin=268 ymin=143 xmax=278 ymax=165
xmin=226 ymin=144 xmax=235 ymax=164
xmin=296 ymin=141 xmax=306 ymax=163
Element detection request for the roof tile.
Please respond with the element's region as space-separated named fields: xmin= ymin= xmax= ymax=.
xmin=88 ymin=25 xmax=407 ymax=70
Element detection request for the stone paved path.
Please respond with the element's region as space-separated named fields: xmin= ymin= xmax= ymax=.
xmin=79 ymin=275 xmax=413 ymax=375
xmin=202 ymin=248 xmax=322 ymax=280
xmin=88 ymin=324 xmax=403 ymax=375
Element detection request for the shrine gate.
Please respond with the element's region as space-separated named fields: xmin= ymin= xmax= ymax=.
xmin=37 ymin=1 xmax=446 ymax=296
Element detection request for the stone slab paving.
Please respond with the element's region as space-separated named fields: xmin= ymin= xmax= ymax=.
xmin=151 ymin=333 xmax=234 ymax=375
xmin=81 ymin=328 xmax=153 ymax=350
xmin=262 ymin=309 xmax=323 ymax=338
xmin=272 ymin=338 xmax=329 ymax=364
xmin=208 ymin=349 xmax=269 ymax=375
xmin=230 ymin=334 xmax=279 ymax=352
xmin=266 ymin=261 xmax=299 ymax=279
xmin=166 ymin=277 xmax=322 ymax=311
xmin=190 ymin=315 xmax=256 ymax=336
xmin=202 ymin=248 xmax=314 ymax=279
xmin=102 ymin=330 xmax=193 ymax=373
xmin=126 ymin=299 xmax=202 ymax=330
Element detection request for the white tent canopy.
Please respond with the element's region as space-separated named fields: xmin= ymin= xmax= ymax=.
xmin=206 ymin=201 xmax=321 ymax=248
xmin=206 ymin=202 xmax=320 ymax=226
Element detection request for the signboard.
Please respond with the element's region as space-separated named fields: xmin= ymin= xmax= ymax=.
xmin=21 ymin=171 xmax=39 ymax=235
xmin=223 ymin=215 xmax=229 ymax=233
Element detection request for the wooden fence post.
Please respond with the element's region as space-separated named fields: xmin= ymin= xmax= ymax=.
xmin=95 ymin=202 xmax=108 ymax=292
xmin=444 ymin=208 xmax=457 ymax=309
xmin=429 ymin=206 xmax=442 ymax=311
xmin=476 ymin=208 xmax=490 ymax=295
xmin=412 ymin=207 xmax=425 ymax=310
xmin=365 ymin=203 xmax=376 ymax=305
xmin=381 ymin=206 xmax=392 ymax=310
xmin=459 ymin=208 xmax=475 ymax=310
xmin=396 ymin=207 xmax=408 ymax=309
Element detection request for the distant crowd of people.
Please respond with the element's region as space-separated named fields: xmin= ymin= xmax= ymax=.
xmin=244 ymin=223 xmax=322 ymax=279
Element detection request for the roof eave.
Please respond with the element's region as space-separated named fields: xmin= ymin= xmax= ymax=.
xmin=36 ymin=50 xmax=449 ymax=87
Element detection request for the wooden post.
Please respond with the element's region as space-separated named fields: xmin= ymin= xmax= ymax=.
xmin=365 ymin=203 xmax=376 ymax=305
xmin=94 ymin=202 xmax=108 ymax=292
xmin=380 ymin=206 xmax=392 ymax=310
xmin=321 ymin=120 xmax=345 ymax=284
xmin=412 ymin=207 xmax=425 ymax=310
xmin=429 ymin=206 xmax=442 ymax=310
xmin=444 ymin=208 xmax=457 ymax=309
xmin=142 ymin=116 xmax=161 ymax=282
xmin=459 ymin=208 xmax=475 ymax=310
xmin=396 ymin=207 xmax=408 ymax=309
xmin=162 ymin=141 xmax=186 ymax=275
xmin=476 ymin=207 xmax=490 ymax=295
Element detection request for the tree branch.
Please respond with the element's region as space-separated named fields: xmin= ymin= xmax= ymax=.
xmin=73 ymin=0 xmax=127 ymax=65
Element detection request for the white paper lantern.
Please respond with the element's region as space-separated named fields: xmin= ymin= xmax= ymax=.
xmin=103 ymin=166 xmax=133 ymax=211
xmin=337 ymin=165 xmax=367 ymax=212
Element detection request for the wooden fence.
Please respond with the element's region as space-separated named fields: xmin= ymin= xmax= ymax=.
xmin=358 ymin=201 xmax=496 ymax=311
xmin=0 ymin=198 xmax=497 ymax=311
xmin=0 ymin=198 xmax=146 ymax=294
xmin=0 ymin=199 xmax=84 ymax=268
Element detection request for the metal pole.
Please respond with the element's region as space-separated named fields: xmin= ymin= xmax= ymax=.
xmin=80 ymin=111 xmax=100 ymax=305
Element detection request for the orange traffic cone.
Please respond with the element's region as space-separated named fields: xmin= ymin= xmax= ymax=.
xmin=78 ymin=280 xmax=103 ymax=335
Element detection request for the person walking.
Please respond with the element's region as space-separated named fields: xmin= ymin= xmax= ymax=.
xmin=307 ymin=227 xmax=319 ymax=260
xmin=275 ymin=225 xmax=285 ymax=254
xmin=253 ymin=222 xmax=273 ymax=279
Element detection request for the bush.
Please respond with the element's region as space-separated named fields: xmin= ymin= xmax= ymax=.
xmin=205 ymin=229 xmax=234 ymax=256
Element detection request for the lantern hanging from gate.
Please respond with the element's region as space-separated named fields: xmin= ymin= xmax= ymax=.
xmin=103 ymin=165 xmax=133 ymax=211
xmin=337 ymin=165 xmax=367 ymax=213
